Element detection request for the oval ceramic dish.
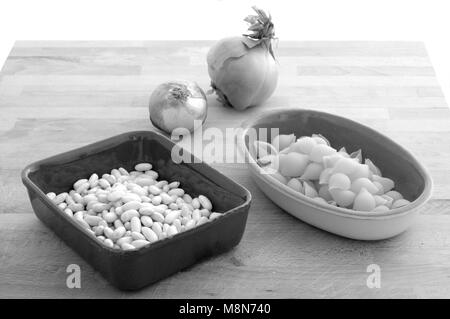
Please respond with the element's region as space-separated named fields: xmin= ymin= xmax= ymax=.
xmin=238 ymin=109 xmax=432 ymax=240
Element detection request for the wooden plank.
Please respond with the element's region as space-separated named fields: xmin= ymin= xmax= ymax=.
xmin=1 ymin=211 xmax=450 ymax=298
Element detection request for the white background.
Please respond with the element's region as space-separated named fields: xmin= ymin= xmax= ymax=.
xmin=0 ymin=0 xmax=449 ymax=101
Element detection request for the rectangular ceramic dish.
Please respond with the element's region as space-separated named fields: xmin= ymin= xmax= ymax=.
xmin=22 ymin=130 xmax=251 ymax=290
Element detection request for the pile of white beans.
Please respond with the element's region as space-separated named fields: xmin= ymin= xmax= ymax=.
xmin=255 ymin=133 xmax=411 ymax=212
xmin=46 ymin=163 xmax=222 ymax=250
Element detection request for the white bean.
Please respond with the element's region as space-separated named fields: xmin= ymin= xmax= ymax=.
xmin=107 ymin=190 xmax=124 ymax=202
xmin=84 ymin=215 xmax=102 ymax=227
xmin=69 ymin=202 xmax=84 ymax=212
xmin=183 ymin=194 xmax=192 ymax=203
xmin=46 ymin=192 xmax=56 ymax=200
xmin=209 ymin=212 xmax=222 ymax=220
xmin=141 ymin=227 xmax=158 ymax=243
xmin=145 ymin=170 xmax=159 ymax=179
xmin=64 ymin=208 xmax=74 ymax=217
xmin=168 ymin=188 xmax=184 ymax=197
xmin=192 ymin=209 xmax=201 ymax=221
xmin=49 ymin=163 xmax=217 ymax=251
xmin=114 ymin=219 xmax=124 ymax=229
xmin=131 ymin=231 xmax=145 ymax=241
xmin=165 ymin=210 xmax=181 ymax=224
xmin=131 ymin=240 xmax=150 ymax=249
xmin=198 ymin=195 xmax=213 ymax=211
xmin=199 ymin=208 xmax=211 ymax=218
xmin=185 ymin=219 xmax=195 ymax=230
xmin=94 ymin=225 xmax=104 ymax=236
xmin=89 ymin=174 xmax=99 ymax=187
xmin=117 ymin=236 xmax=133 ymax=246
xmin=111 ymin=226 xmax=126 ymax=241
xmin=160 ymin=193 xmax=174 ymax=205
xmin=121 ymin=193 xmax=141 ymax=203
xmin=76 ymin=182 xmax=90 ymax=194
xmin=121 ymin=243 xmax=136 ymax=250
xmin=167 ymin=225 xmax=178 ymax=236
xmin=73 ymin=179 xmax=88 ymax=189
xmin=152 ymin=223 xmax=163 ymax=237
xmin=173 ymin=219 xmax=182 ymax=232
xmin=197 ymin=216 xmax=209 ymax=226
xmin=134 ymin=176 xmax=156 ymax=187
xmin=98 ymin=179 xmax=111 ymax=189
xmin=111 ymin=169 xmax=121 ymax=180
xmin=130 ymin=216 xmax=141 ymax=233
xmin=54 ymin=192 xmax=68 ymax=204
xmin=192 ymin=198 xmax=200 ymax=209
xmin=141 ymin=215 xmax=153 ymax=227
xmin=135 ymin=163 xmax=152 ymax=171
xmin=151 ymin=212 xmax=165 ymax=223
xmin=103 ymin=239 xmax=114 ymax=248
xmin=121 ymin=200 xmax=141 ymax=211
xmin=103 ymin=212 xmax=118 ymax=223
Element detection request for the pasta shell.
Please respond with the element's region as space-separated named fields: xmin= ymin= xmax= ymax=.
xmin=272 ymin=134 xmax=296 ymax=152
xmin=372 ymin=181 xmax=385 ymax=195
xmin=381 ymin=195 xmax=394 ymax=208
xmin=365 ymin=158 xmax=381 ymax=176
xmin=384 ymin=190 xmax=403 ymax=201
xmin=392 ymin=199 xmax=410 ymax=209
xmin=328 ymin=173 xmax=351 ymax=190
xmin=347 ymin=164 xmax=371 ymax=180
xmin=318 ymin=185 xmax=333 ymax=201
xmin=309 ymin=144 xmax=337 ymax=163
xmin=353 ymin=188 xmax=376 ymax=212
xmin=350 ymin=178 xmax=379 ymax=194
xmin=372 ymin=205 xmax=390 ymax=213
xmin=323 ymin=154 xmax=343 ymax=168
xmin=329 ymin=189 xmax=356 ymax=207
xmin=349 ymin=149 xmax=363 ymax=163
xmin=311 ymin=134 xmax=330 ymax=146
xmin=287 ymin=178 xmax=303 ymax=193
xmin=303 ymin=181 xmax=318 ymax=198
xmin=313 ymin=197 xmax=328 ymax=205
xmin=373 ymin=195 xmax=388 ymax=206
xmin=338 ymin=147 xmax=350 ymax=158
xmin=279 ymin=153 xmax=309 ymax=177
xmin=319 ymin=168 xmax=333 ymax=184
xmin=331 ymin=157 xmax=358 ymax=175
xmin=300 ymin=162 xmax=324 ymax=180
xmin=289 ymin=136 xmax=317 ymax=154
xmin=372 ymin=175 xmax=395 ymax=192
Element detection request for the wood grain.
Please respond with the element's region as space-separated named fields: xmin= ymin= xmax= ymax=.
xmin=0 ymin=41 xmax=449 ymax=298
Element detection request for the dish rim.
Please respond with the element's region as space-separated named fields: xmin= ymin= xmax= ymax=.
xmin=238 ymin=108 xmax=433 ymax=220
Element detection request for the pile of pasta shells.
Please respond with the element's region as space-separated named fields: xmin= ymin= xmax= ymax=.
xmin=255 ymin=133 xmax=411 ymax=212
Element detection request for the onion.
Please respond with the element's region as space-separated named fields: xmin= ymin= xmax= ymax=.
xmin=148 ymin=80 xmax=208 ymax=136
xmin=207 ymin=6 xmax=278 ymax=110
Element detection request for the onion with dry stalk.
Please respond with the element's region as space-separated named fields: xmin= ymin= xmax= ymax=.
xmin=207 ymin=6 xmax=278 ymax=110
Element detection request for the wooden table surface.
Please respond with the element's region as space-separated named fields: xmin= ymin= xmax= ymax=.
xmin=1 ymin=41 xmax=449 ymax=298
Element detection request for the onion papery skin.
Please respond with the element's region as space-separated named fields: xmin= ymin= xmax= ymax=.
xmin=207 ymin=36 xmax=278 ymax=111
xmin=148 ymin=80 xmax=208 ymax=135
